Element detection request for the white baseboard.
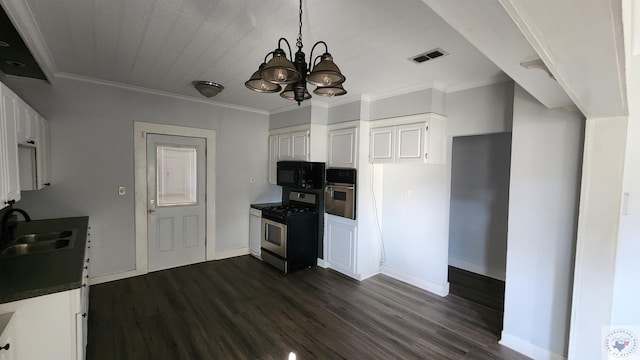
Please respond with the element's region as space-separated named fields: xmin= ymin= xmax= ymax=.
xmin=89 ymin=269 xmax=147 ymax=285
xmin=317 ymin=258 xmax=328 ymax=268
xmin=448 ymin=257 xmax=506 ymax=281
xmin=380 ymin=265 xmax=449 ymax=297
xmin=214 ymin=247 xmax=250 ymax=260
xmin=500 ymin=331 xmax=566 ymax=360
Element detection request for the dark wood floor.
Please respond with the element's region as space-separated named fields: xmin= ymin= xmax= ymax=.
xmin=448 ymin=266 xmax=506 ymax=312
xmin=87 ymin=256 xmax=529 ymax=360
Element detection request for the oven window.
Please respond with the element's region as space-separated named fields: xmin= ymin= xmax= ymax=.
xmin=265 ymin=223 xmax=282 ymax=246
xmin=333 ymin=191 xmax=347 ymax=201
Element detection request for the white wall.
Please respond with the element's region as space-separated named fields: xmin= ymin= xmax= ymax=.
xmin=448 ymin=133 xmax=511 ymax=280
xmin=4 ymin=76 xmax=278 ymax=278
xmin=610 ymin=0 xmax=640 ymax=329
xmin=376 ymin=82 xmax=513 ymax=294
xmin=501 ymin=85 xmax=584 ymax=359
xmin=269 ymin=105 xmax=312 ymax=129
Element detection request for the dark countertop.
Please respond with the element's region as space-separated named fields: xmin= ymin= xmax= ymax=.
xmin=0 ymin=216 xmax=89 ymax=304
xmin=250 ymin=202 xmax=281 ymax=210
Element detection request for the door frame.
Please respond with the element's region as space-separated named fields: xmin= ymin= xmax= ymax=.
xmin=134 ymin=121 xmax=216 ymax=273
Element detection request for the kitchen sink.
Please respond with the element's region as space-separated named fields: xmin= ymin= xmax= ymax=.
xmin=1 ymin=239 xmax=73 ymax=257
xmin=14 ymin=231 xmax=74 ymax=244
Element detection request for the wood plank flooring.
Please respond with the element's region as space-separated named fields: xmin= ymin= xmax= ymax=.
xmin=87 ymin=256 xmax=529 ymax=360
xmin=448 ymin=266 xmax=506 ymax=312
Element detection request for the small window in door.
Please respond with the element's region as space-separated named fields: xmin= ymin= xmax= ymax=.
xmin=156 ymin=145 xmax=197 ymax=206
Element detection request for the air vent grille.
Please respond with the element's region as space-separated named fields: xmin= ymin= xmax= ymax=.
xmin=409 ymin=48 xmax=448 ymax=64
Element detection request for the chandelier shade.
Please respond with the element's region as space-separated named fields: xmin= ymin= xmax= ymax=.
xmin=307 ymin=54 xmax=346 ymax=87
xmin=261 ymin=49 xmax=301 ymax=85
xmin=280 ymin=83 xmax=312 ymax=101
xmin=245 ymin=63 xmax=282 ymax=93
xmin=245 ymin=0 xmax=346 ymax=105
xmin=313 ymin=83 xmax=347 ymax=97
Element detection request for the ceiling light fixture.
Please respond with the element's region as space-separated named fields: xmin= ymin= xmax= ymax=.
xmin=245 ymin=0 xmax=347 ymax=105
xmin=192 ymin=81 xmax=224 ymax=98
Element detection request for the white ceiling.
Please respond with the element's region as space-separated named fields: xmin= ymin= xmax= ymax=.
xmin=2 ymin=0 xmax=511 ymax=113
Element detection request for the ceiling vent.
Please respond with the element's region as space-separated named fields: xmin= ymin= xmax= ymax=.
xmin=409 ymin=48 xmax=448 ymax=64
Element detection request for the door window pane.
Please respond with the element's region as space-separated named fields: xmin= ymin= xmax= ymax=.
xmin=157 ymin=145 xmax=197 ymax=206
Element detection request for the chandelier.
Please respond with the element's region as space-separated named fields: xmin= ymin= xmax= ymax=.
xmin=245 ymin=0 xmax=347 ymax=105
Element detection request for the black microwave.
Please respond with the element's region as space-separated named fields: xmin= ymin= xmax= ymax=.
xmin=277 ymin=161 xmax=325 ymax=190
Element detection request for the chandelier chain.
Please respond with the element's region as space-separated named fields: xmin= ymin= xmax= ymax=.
xmin=296 ymin=0 xmax=303 ymax=49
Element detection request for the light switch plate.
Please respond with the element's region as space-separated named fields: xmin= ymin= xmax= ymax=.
xmin=118 ymin=186 xmax=126 ymax=196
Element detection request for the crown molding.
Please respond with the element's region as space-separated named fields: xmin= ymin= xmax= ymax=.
xmin=55 ymin=73 xmax=268 ymax=115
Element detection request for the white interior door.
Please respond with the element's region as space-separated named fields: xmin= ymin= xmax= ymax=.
xmin=147 ymin=134 xmax=206 ymax=271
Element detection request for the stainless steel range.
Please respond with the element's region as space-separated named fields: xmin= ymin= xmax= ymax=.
xmin=260 ymin=191 xmax=318 ymax=273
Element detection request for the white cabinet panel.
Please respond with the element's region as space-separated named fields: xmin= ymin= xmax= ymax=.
xmin=249 ymin=208 xmax=262 ymax=258
xmin=0 ymin=313 xmax=15 ymax=360
xmin=1 ymin=85 xmax=20 ymax=204
xmin=396 ymin=123 xmax=424 ymax=162
xmin=370 ymin=127 xmax=395 ymax=163
xmin=277 ymin=134 xmax=292 ymax=160
xmin=36 ymin=116 xmax=51 ymax=188
xmin=326 ymin=215 xmax=357 ymax=277
xmin=291 ymin=130 xmax=309 ymax=161
xmin=15 ymin=99 xmax=37 ymax=146
xmin=268 ymin=135 xmax=278 ymax=185
xmin=424 ymin=115 xmax=447 ymax=164
xmin=328 ymin=127 xmax=357 ymax=168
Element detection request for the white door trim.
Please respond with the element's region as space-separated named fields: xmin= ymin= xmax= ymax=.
xmin=134 ymin=121 xmax=216 ymax=274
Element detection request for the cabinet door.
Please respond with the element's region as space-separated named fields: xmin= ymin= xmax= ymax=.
xmin=291 ymin=130 xmax=309 ymax=161
xmin=328 ymin=127 xmax=357 ymax=168
xmin=0 ymin=90 xmax=7 ymax=208
xmin=16 ymin=98 xmax=36 ymax=145
xmin=396 ymin=122 xmax=424 ymax=162
xmin=277 ymin=134 xmax=292 ymax=161
xmin=36 ymin=116 xmax=50 ymax=188
xmin=0 ymin=313 xmax=15 ymax=360
xmin=249 ymin=209 xmax=262 ymax=258
xmin=370 ymin=126 xmax=395 ymax=163
xmin=268 ymin=135 xmax=278 ymax=184
xmin=1 ymin=86 xmax=20 ymax=203
xmin=326 ymin=215 xmax=357 ymax=277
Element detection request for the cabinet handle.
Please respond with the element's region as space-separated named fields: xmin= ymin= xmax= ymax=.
xmin=82 ymin=284 xmax=87 ymax=288
xmin=424 ymin=153 xmax=428 ymax=159
xmin=0 ymin=343 xmax=9 ymax=351
xmin=82 ymin=313 xmax=87 ymax=318
xmin=44 ymin=183 xmax=51 ymax=186
xmin=84 ymin=266 xmax=88 ymax=270
xmin=27 ymin=140 xmax=35 ymax=144
xmin=4 ymin=200 xmax=15 ymax=205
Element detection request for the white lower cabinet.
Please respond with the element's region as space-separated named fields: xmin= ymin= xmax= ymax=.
xmin=0 ymin=313 xmax=15 ymax=360
xmin=249 ymin=208 xmax=262 ymax=258
xmin=326 ymin=214 xmax=357 ymax=278
xmin=0 ymin=289 xmax=86 ymax=360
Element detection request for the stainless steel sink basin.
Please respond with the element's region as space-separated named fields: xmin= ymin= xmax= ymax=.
xmin=1 ymin=239 xmax=72 ymax=257
xmin=14 ymin=230 xmax=74 ymax=243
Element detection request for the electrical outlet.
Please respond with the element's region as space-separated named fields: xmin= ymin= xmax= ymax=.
xmin=118 ymin=186 xmax=126 ymax=196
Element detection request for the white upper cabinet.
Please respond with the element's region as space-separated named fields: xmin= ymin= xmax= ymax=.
xmin=1 ymin=84 xmax=21 ymax=204
xmin=369 ymin=113 xmax=447 ymax=165
xmin=328 ymin=127 xmax=358 ymax=168
xmin=277 ymin=133 xmax=292 ymax=160
xmin=16 ymin=98 xmax=37 ymax=146
xmin=36 ymin=116 xmax=51 ymax=188
xmin=268 ymin=135 xmax=278 ymax=185
xmin=290 ymin=130 xmax=309 ymax=161
xmin=370 ymin=127 xmax=395 ymax=163
xmin=396 ymin=122 xmax=424 ymax=162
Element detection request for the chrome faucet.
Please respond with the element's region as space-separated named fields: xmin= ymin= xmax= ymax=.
xmin=1 ymin=208 xmax=32 ymax=249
